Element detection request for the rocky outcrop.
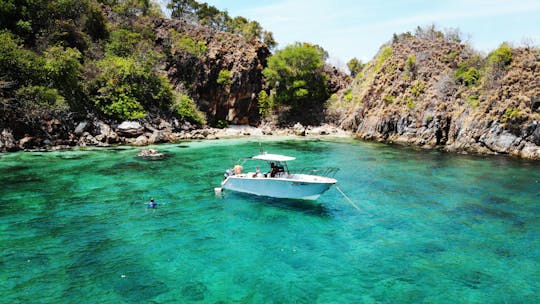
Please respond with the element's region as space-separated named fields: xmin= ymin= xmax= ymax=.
xmin=153 ymin=18 xmax=270 ymax=126
xmin=334 ymin=35 xmax=540 ymax=159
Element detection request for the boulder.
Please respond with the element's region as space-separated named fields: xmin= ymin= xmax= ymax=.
xmin=479 ymin=124 xmax=519 ymax=154
xmin=520 ymin=142 xmax=540 ymax=159
xmin=95 ymin=121 xmax=112 ymax=137
xmin=133 ymin=135 xmax=148 ymax=146
xmin=19 ymin=135 xmax=37 ymax=149
xmin=117 ymin=121 xmax=144 ymax=138
xmin=293 ymin=123 xmax=306 ymax=136
xmin=74 ymin=121 xmax=89 ymax=136
xmin=158 ymin=119 xmax=172 ymax=130
xmin=0 ymin=129 xmax=17 ymax=151
xmin=528 ymin=121 xmax=540 ymax=145
xmin=79 ymin=133 xmax=100 ymax=146
xmin=106 ymin=132 xmax=120 ymax=144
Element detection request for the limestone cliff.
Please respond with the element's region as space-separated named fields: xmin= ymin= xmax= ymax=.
xmin=331 ymin=34 xmax=540 ymax=159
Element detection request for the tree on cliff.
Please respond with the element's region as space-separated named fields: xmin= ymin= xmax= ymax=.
xmin=262 ymin=42 xmax=330 ymax=125
xmin=168 ymin=0 xmax=277 ymax=49
xmin=347 ymin=58 xmax=365 ymax=77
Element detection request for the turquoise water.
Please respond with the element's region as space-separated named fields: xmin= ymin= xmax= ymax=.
xmin=1 ymin=138 xmax=539 ymax=303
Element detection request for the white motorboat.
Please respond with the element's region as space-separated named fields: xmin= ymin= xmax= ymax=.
xmin=220 ymin=152 xmax=338 ymax=200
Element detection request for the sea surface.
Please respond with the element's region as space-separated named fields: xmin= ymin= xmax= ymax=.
xmin=1 ymin=138 xmax=539 ymax=303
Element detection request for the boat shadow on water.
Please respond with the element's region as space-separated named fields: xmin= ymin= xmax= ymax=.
xmin=222 ymin=191 xmax=331 ymax=217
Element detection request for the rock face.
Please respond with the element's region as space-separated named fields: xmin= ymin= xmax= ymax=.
xmin=334 ymin=35 xmax=540 ymax=159
xmin=153 ymin=18 xmax=270 ymax=126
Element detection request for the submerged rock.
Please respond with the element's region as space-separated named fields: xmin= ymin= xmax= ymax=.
xmin=137 ymin=148 xmax=166 ymax=160
xmin=181 ymin=281 xmax=208 ymax=301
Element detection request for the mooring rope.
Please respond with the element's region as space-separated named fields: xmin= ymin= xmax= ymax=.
xmin=335 ymin=186 xmax=368 ymax=215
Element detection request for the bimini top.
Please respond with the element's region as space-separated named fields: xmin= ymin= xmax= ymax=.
xmin=251 ymin=153 xmax=295 ymax=162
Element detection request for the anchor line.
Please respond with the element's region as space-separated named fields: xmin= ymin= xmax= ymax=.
xmin=335 ymin=186 xmax=367 ymax=215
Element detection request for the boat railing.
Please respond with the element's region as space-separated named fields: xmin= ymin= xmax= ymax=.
xmin=295 ymin=167 xmax=340 ymax=178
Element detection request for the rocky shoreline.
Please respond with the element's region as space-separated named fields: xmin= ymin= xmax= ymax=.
xmin=0 ymin=120 xmax=351 ymax=153
xmin=2 ymin=118 xmax=539 ymax=160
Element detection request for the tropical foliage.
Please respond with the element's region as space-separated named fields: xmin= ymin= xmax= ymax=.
xmin=0 ymin=0 xmax=205 ymax=130
xmin=347 ymin=58 xmax=364 ymax=77
xmin=168 ymin=0 xmax=277 ymax=49
xmin=262 ymin=42 xmax=329 ymax=123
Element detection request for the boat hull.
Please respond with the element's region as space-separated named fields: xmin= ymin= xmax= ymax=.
xmin=221 ymin=174 xmax=336 ymax=200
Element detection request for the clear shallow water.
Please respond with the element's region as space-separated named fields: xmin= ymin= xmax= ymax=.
xmin=1 ymin=138 xmax=539 ymax=303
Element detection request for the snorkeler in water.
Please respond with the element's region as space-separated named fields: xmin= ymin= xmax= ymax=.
xmin=146 ymin=198 xmax=157 ymax=213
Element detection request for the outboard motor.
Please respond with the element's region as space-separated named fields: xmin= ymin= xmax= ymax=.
xmin=224 ymin=168 xmax=233 ymax=179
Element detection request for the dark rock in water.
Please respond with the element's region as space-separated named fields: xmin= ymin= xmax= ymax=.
xmin=181 ymin=281 xmax=208 ymax=301
xmin=116 ymin=121 xmax=144 ymax=138
xmin=138 ymin=148 xmax=166 ymax=160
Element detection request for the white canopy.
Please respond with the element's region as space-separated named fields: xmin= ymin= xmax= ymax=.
xmin=252 ymin=153 xmax=295 ymax=162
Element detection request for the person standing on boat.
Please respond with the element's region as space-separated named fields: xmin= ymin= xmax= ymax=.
xmin=269 ymin=162 xmax=278 ymax=177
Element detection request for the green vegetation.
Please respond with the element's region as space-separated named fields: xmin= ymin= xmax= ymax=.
xmin=171 ymin=93 xmax=206 ymax=124
xmin=263 ymin=42 xmax=329 ymax=111
xmin=347 ymin=58 xmax=364 ymax=77
xmin=406 ymin=97 xmax=416 ymax=110
xmin=217 ymin=69 xmax=232 ymax=86
xmin=168 ymin=0 xmax=277 ymax=49
xmin=168 ymin=29 xmax=207 ymax=57
xmin=384 ymin=95 xmax=395 ymax=104
xmin=90 ymin=56 xmax=169 ymax=120
xmin=344 ymin=88 xmax=353 ymax=102
xmin=454 ymin=65 xmax=480 ymax=87
xmin=405 ymin=54 xmax=416 ymax=72
xmin=502 ymin=107 xmax=522 ymax=123
xmin=106 ymin=29 xmax=142 ymax=57
xmin=257 ymin=90 xmax=273 ymax=116
xmin=99 ymin=0 xmax=162 ymax=18
xmin=15 ymin=85 xmax=68 ymax=112
xmin=444 ymin=50 xmax=460 ymax=63
xmin=411 ymin=80 xmax=425 ymax=97
xmin=215 ymin=119 xmax=228 ymax=129
xmin=0 ymin=0 xmax=205 ymax=130
xmin=488 ymin=43 xmax=513 ymax=69
xmin=392 ymin=25 xmax=463 ymax=44
xmin=375 ymin=46 xmax=393 ymax=73
xmin=467 ymin=95 xmax=480 ymax=108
